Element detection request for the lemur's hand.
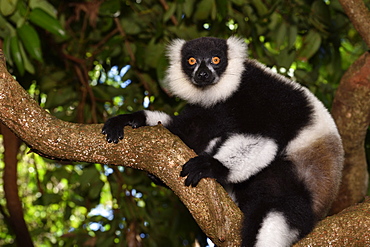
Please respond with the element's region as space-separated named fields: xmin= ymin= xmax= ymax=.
xmin=180 ymin=154 xmax=229 ymax=187
xmin=102 ymin=111 xmax=146 ymax=143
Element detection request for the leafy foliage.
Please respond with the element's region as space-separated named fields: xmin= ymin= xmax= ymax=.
xmin=0 ymin=0 xmax=368 ymax=246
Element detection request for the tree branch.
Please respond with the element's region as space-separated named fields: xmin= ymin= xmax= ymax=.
xmin=330 ymin=51 xmax=370 ymax=214
xmin=0 ymin=50 xmax=242 ymax=246
xmin=0 ymin=123 xmax=33 ymax=247
xmin=1 ymin=48 xmax=370 ymax=246
xmin=295 ymin=197 xmax=370 ymax=246
xmin=338 ymin=0 xmax=370 ymax=48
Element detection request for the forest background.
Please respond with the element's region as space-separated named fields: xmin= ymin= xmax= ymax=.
xmin=0 ymin=0 xmax=369 ymax=246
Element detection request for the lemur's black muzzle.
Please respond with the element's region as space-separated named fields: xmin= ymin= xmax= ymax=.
xmin=194 ymin=61 xmax=215 ymax=86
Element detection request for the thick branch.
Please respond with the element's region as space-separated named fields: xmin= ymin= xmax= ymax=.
xmin=1 ymin=123 xmax=33 ymax=246
xmin=295 ymin=197 xmax=370 ymax=246
xmin=1 ymin=50 xmax=370 ymax=246
xmin=330 ymin=51 xmax=370 ymax=214
xmin=0 ymin=50 xmax=242 ymax=246
xmin=338 ymin=0 xmax=370 ymax=48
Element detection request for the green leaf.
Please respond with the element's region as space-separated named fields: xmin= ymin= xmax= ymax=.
xmin=9 ymin=35 xmax=24 ymax=75
xmin=29 ymin=8 xmax=67 ymax=38
xmin=18 ymin=39 xmax=35 ymax=74
xmin=275 ymin=22 xmax=287 ymax=49
xmin=39 ymin=193 xmax=62 ymax=205
xmin=311 ymin=0 xmax=330 ymax=27
xmin=163 ymin=2 xmax=177 ymax=23
xmin=80 ymin=166 xmax=100 ymax=185
xmin=39 ymin=71 xmax=66 ymax=92
xmin=194 ymin=0 xmax=214 ymax=20
xmin=288 ymin=25 xmax=298 ymax=49
xmin=276 ymin=48 xmax=295 ymax=69
xmin=44 ymin=87 xmax=77 ymax=109
xmin=298 ymin=29 xmax=322 ymax=61
xmin=183 ymin=0 xmax=195 ymax=17
xmin=156 ymin=55 xmax=168 ymax=81
xmin=88 ymin=180 xmax=104 ymax=200
xmin=231 ymin=0 xmax=245 ymax=5
xmin=121 ymin=17 xmax=141 ymax=35
xmin=29 ymin=0 xmax=57 ymax=18
xmin=17 ymin=24 xmax=43 ymax=62
xmin=3 ymin=36 xmax=13 ymax=66
xmin=251 ymin=0 xmax=268 ymax=16
xmin=0 ymin=0 xmax=18 ymax=16
xmin=99 ymin=0 xmax=121 ymax=16
xmin=215 ymin=0 xmax=228 ymax=18
xmin=144 ymin=42 xmax=165 ymax=68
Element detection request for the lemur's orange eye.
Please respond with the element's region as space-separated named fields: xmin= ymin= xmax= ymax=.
xmin=212 ymin=57 xmax=220 ymax=64
xmin=188 ymin=57 xmax=197 ymax=65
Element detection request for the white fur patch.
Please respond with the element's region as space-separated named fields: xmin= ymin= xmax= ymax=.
xmin=144 ymin=110 xmax=172 ymax=127
xmin=249 ymin=59 xmax=341 ymax=154
xmin=286 ymin=86 xmax=341 ymax=154
xmin=213 ymin=134 xmax=278 ymax=183
xmin=164 ymin=37 xmax=247 ymax=108
xmin=204 ymin=137 xmax=222 ymax=154
xmin=256 ymin=211 xmax=299 ymax=247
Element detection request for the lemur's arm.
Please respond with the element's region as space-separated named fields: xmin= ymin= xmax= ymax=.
xmin=102 ymin=110 xmax=172 ymax=143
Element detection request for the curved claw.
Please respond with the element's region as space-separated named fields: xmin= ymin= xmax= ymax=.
xmin=102 ymin=111 xmax=147 ymax=144
xmin=180 ymin=155 xmax=229 ymax=187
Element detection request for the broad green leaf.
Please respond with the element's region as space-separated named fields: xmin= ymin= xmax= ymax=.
xmin=29 ymin=0 xmax=57 ymax=18
xmin=3 ymin=36 xmax=13 ymax=66
xmin=215 ymin=0 xmax=228 ymax=18
xmin=9 ymin=35 xmax=24 ymax=75
xmin=183 ymin=0 xmax=195 ymax=17
xmin=44 ymin=87 xmax=77 ymax=109
xmin=88 ymin=181 xmax=104 ymax=200
xmin=39 ymin=71 xmax=66 ymax=92
xmin=163 ymin=2 xmax=177 ymax=22
xmin=230 ymin=0 xmax=245 ymax=5
xmin=288 ymin=25 xmax=298 ymax=49
xmin=311 ymin=0 xmax=330 ymax=27
xmin=99 ymin=0 xmax=121 ymax=16
xmin=17 ymin=24 xmax=43 ymax=62
xmin=194 ymin=0 xmax=214 ymax=20
xmin=39 ymin=193 xmax=62 ymax=205
xmin=0 ymin=0 xmax=17 ymax=16
xmin=275 ymin=22 xmax=287 ymax=49
xmin=276 ymin=48 xmax=295 ymax=69
xmin=251 ymin=0 xmax=268 ymax=16
xmin=29 ymin=8 xmax=67 ymax=38
xmin=121 ymin=17 xmax=141 ymax=35
xmin=144 ymin=42 xmax=165 ymax=69
xmin=298 ymin=29 xmax=322 ymax=61
xmin=18 ymin=39 xmax=35 ymax=74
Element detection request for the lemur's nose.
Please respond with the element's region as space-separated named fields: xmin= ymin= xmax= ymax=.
xmin=198 ymin=71 xmax=209 ymax=79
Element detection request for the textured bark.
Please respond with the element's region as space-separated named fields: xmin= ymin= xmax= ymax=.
xmin=295 ymin=197 xmax=370 ymax=246
xmin=338 ymin=0 xmax=370 ymax=48
xmin=330 ymin=51 xmax=370 ymax=214
xmin=1 ymin=45 xmax=370 ymax=245
xmin=0 ymin=50 xmax=242 ymax=246
xmin=0 ymin=123 xmax=33 ymax=247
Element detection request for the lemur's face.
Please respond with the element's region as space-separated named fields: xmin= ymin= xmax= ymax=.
xmin=181 ymin=37 xmax=228 ymax=87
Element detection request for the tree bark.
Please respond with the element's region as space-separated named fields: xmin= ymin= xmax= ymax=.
xmin=330 ymin=51 xmax=370 ymax=214
xmin=1 ymin=123 xmax=33 ymax=247
xmin=295 ymin=197 xmax=370 ymax=246
xmin=338 ymin=0 xmax=370 ymax=48
xmin=328 ymin=0 xmax=370 ymax=215
xmin=1 ymin=46 xmax=370 ymax=245
xmin=0 ymin=50 xmax=242 ymax=246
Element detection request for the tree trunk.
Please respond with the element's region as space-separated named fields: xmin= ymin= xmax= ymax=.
xmin=330 ymin=51 xmax=370 ymax=214
xmin=0 ymin=50 xmax=242 ymax=246
xmin=1 ymin=46 xmax=370 ymax=245
xmin=0 ymin=123 xmax=34 ymax=247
